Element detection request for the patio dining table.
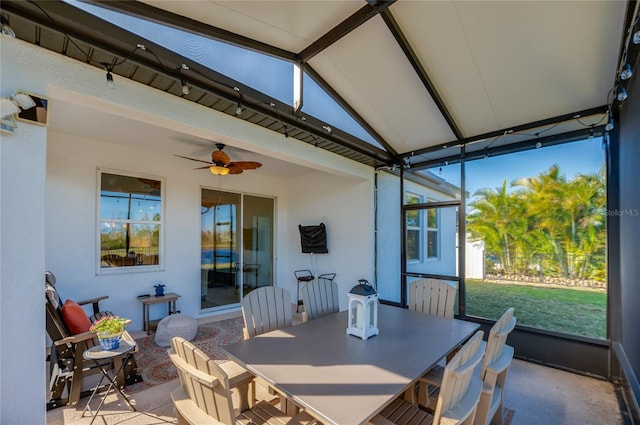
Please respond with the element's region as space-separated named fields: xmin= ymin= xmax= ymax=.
xmin=222 ymin=304 xmax=480 ymax=425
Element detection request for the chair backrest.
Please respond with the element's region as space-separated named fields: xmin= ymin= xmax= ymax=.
xmin=241 ymin=286 xmax=293 ymax=338
xmin=169 ymin=337 xmax=235 ymax=425
xmin=408 ymin=278 xmax=457 ymax=318
xmin=301 ymin=278 xmax=339 ymax=321
xmin=481 ymin=308 xmax=516 ymax=379
xmin=433 ymin=330 xmax=485 ymax=425
xmin=45 ymin=273 xmax=72 ymax=342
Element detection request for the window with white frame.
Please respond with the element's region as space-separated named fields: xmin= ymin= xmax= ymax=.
xmin=405 ymin=193 xmax=422 ymax=261
xmin=426 ymin=206 xmax=438 ymax=258
xmin=406 ymin=193 xmax=440 ymax=262
xmin=98 ymin=171 xmax=162 ymax=271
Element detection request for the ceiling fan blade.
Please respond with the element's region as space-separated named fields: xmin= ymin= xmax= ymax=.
xmin=175 ymin=154 xmax=214 ymax=165
xmin=227 ymin=167 xmax=244 ymax=175
xmin=194 ymin=165 xmax=212 ymax=170
xmin=230 ymin=161 xmax=262 ymax=171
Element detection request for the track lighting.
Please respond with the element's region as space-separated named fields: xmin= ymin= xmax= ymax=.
xmin=235 ymin=102 xmax=244 ymax=115
xmin=535 ymin=141 xmax=542 ymax=149
xmin=634 ymin=30 xmax=640 ymax=45
xmin=620 ymin=63 xmax=633 ymax=80
xmin=617 ymin=86 xmax=628 ymax=102
xmin=322 ymin=125 xmax=332 ymax=133
xmin=589 ymin=126 xmax=594 ymax=139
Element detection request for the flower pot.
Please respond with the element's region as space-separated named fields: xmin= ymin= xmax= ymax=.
xmin=97 ymin=332 xmax=123 ymax=350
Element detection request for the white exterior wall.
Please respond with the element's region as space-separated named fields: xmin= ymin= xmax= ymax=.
xmin=285 ymin=171 xmax=373 ymax=310
xmin=0 ymin=36 xmax=374 ymax=420
xmin=0 ymin=124 xmax=47 ymax=425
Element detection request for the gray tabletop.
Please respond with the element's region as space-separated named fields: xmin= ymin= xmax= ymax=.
xmin=222 ymin=304 xmax=479 ymax=425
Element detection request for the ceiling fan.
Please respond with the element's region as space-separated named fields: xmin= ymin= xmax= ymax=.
xmin=176 ymin=143 xmax=262 ymax=175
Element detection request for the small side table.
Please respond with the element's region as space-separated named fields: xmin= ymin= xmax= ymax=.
xmin=137 ymin=292 xmax=181 ymax=335
xmin=82 ymin=339 xmax=137 ymax=425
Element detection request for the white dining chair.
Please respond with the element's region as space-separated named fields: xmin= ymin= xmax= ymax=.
xmin=169 ymin=337 xmax=320 ymax=425
xmin=474 ymin=308 xmax=516 ymax=425
xmin=370 ymin=330 xmax=485 ymax=425
xmin=408 ymin=278 xmax=457 ymax=319
xmin=300 ymin=276 xmax=339 ymax=322
xmin=241 ymin=286 xmax=293 ymax=339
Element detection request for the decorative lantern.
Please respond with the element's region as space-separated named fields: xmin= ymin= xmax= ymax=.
xmin=346 ymin=279 xmax=379 ymax=340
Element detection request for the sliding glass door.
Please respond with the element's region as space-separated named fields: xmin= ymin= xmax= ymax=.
xmin=201 ymin=189 xmax=274 ymax=310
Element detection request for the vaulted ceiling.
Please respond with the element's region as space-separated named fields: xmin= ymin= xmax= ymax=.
xmin=2 ymin=1 xmax=635 ymax=170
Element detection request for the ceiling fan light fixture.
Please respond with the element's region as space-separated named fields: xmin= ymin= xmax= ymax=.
xmin=209 ymin=165 xmax=230 ymax=176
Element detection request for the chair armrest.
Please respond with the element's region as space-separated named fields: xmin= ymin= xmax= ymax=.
xmin=487 ymin=345 xmax=514 ymax=375
xmin=54 ymin=330 xmax=96 ymax=345
xmin=77 ymin=295 xmax=109 ymax=315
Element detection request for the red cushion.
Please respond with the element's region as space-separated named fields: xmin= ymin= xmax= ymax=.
xmin=61 ymin=299 xmax=92 ymax=334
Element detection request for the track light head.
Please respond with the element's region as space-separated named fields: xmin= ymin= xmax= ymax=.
xmin=181 ymin=78 xmax=189 ymax=95
xmin=620 ymin=63 xmax=633 ymax=80
xmin=235 ymin=102 xmax=244 ymax=115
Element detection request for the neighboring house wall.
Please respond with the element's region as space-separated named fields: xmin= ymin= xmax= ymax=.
xmin=464 ymin=237 xmax=485 ymax=280
xmin=376 ymin=171 xmax=459 ymax=304
xmin=0 ymin=36 xmax=373 ymax=419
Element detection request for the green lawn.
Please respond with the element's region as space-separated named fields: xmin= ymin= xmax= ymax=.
xmin=464 ymin=279 xmax=607 ymax=339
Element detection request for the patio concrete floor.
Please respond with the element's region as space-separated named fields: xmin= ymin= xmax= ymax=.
xmin=46 ymin=310 xmax=626 ymax=425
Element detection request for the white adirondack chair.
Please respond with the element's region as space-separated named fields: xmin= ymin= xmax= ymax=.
xmin=169 ymin=337 xmax=320 ymax=425
xmin=300 ymin=277 xmax=339 ymax=322
xmin=474 ymin=308 xmax=516 ymax=425
xmin=419 ymin=308 xmax=517 ymax=425
xmin=369 ymin=330 xmax=485 ymax=425
xmin=241 ymin=286 xmax=293 ymax=339
xmin=408 ymin=278 xmax=457 ymax=319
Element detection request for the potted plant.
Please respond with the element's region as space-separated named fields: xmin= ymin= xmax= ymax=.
xmin=90 ymin=315 xmax=128 ymax=350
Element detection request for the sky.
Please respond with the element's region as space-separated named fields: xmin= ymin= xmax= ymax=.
xmin=435 ymin=136 xmax=606 ymax=201
xmin=68 ymin=0 xmax=381 ymax=147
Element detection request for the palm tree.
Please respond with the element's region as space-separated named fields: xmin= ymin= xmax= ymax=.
xmin=467 ymin=180 xmax=522 ymax=274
